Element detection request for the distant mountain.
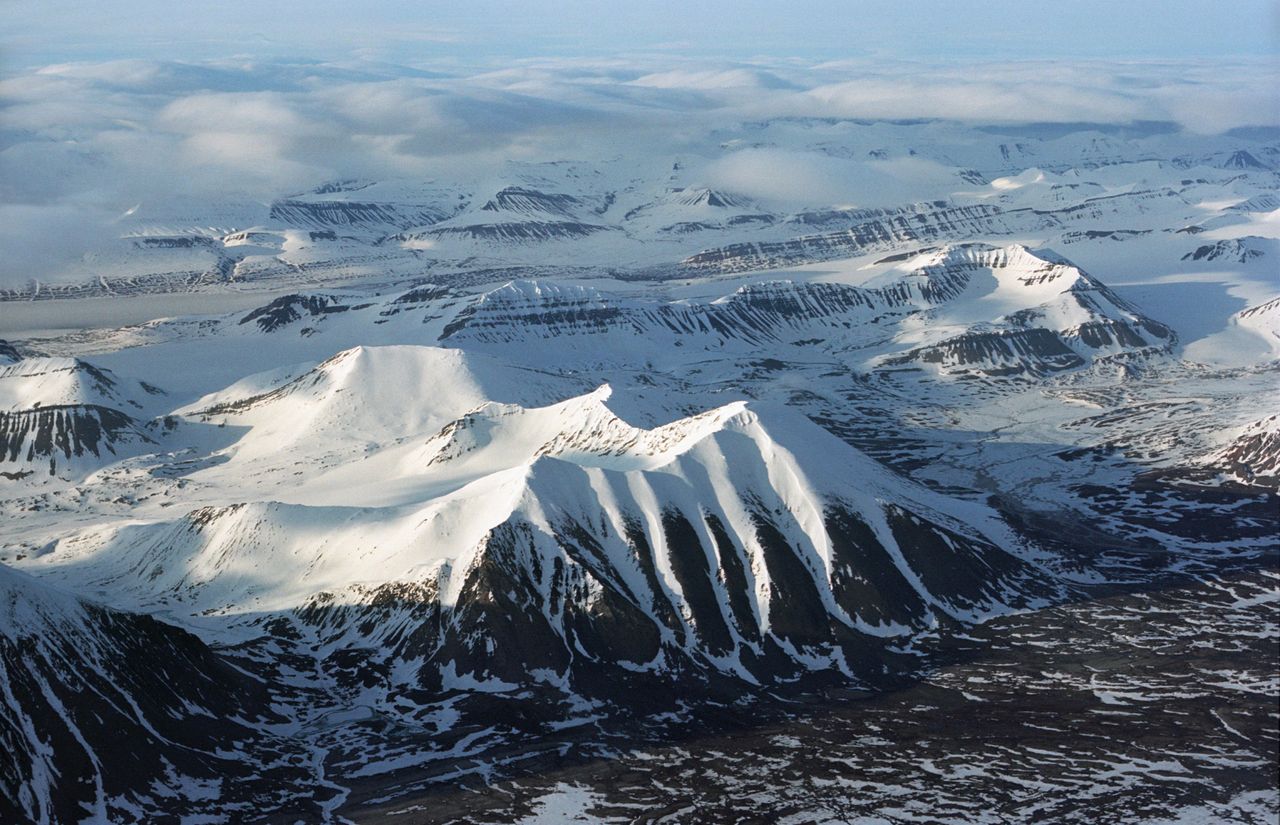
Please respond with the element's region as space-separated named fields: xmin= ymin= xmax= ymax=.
xmin=433 ymin=244 xmax=1175 ymax=377
xmin=873 ymin=244 xmax=1175 ymax=377
xmin=2 ymin=120 xmax=1271 ymax=302
xmin=1181 ymin=236 xmax=1272 ymax=264
xmin=1221 ymin=149 xmax=1268 ymax=170
xmin=403 ymin=184 xmax=615 ymax=244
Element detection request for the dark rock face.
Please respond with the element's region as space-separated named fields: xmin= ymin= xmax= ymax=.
xmin=1071 ymin=319 xmax=1151 ymax=349
xmin=239 ymin=293 xmax=349 ymax=332
xmin=1061 ymin=229 xmax=1151 ymax=243
xmin=440 ymin=286 xmax=626 ymax=341
xmin=675 ymin=188 xmax=751 ymax=209
xmin=0 ymin=570 xmax=314 ymax=824
xmin=681 ymin=203 xmax=1044 ymax=273
xmin=661 ymin=510 xmax=735 ymax=656
xmin=423 ymin=221 xmax=612 ymax=242
xmin=883 ymin=506 xmax=1037 ymax=613
xmin=0 ymin=405 xmax=149 ymax=472
xmin=825 ymin=509 xmax=929 ymax=629
xmin=1182 ymin=239 xmax=1267 ymax=263
xmin=269 ymin=199 xmax=450 ymax=230
xmin=480 ymin=186 xmax=586 ymax=219
xmin=134 ymin=235 xmax=216 ymax=249
xmin=1221 ymin=150 xmax=1267 ymax=170
xmin=288 ymin=501 xmax=1052 ymax=704
xmin=885 ymin=328 xmax=1086 ymax=376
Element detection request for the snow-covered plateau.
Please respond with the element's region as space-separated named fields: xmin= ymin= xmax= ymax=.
xmin=0 ymin=117 xmax=1276 ymax=824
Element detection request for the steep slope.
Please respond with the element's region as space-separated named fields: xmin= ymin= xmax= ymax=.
xmin=1204 ymin=415 xmax=1280 ymax=487
xmin=0 ymin=564 xmax=313 ymax=825
xmin=876 ymin=245 xmax=1175 ymax=376
xmin=406 ymin=185 xmax=614 ymax=244
xmin=33 ymin=383 xmax=1057 ymax=695
xmin=436 ymin=245 xmax=1174 ymax=377
xmin=179 ymin=345 xmax=585 ymax=468
xmin=0 ymin=359 xmax=164 ymax=477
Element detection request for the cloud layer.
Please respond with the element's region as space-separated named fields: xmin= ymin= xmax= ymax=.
xmin=1 ymin=56 xmax=1275 ymax=284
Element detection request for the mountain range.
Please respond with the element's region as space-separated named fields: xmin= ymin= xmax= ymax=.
xmin=1 ymin=116 xmax=1276 ymax=824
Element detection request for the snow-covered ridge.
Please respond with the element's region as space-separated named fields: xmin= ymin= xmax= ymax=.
xmin=1204 ymin=414 xmax=1280 ymax=486
xmin=180 ymin=345 xmax=582 ymax=464
xmin=1237 ymin=296 xmax=1280 ymax=339
xmin=432 ymin=244 xmax=1174 ymax=377
xmin=1181 ymin=236 xmax=1272 ymax=264
xmin=417 ymin=385 xmax=748 ymax=473
xmin=0 ymin=357 xmax=162 ymax=413
xmin=28 ymin=363 xmax=1053 ymax=698
xmin=0 ymin=358 xmax=165 ymax=476
xmin=0 ymin=562 xmax=85 ymax=639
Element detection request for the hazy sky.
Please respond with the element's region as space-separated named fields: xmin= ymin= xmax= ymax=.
xmin=5 ymin=0 xmax=1278 ymax=68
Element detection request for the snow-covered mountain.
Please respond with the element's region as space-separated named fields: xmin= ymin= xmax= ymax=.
xmin=1 ymin=116 xmax=1276 ymax=823
xmin=870 ymin=244 xmax=1175 ymax=377
xmin=0 ymin=563 xmax=319 ymax=825
xmin=28 ymin=373 xmax=1055 ymax=685
xmin=3 ymin=118 xmax=1274 ymax=302
xmin=191 ymin=242 xmax=1174 ymax=382
xmin=0 ymin=358 xmax=166 ymax=477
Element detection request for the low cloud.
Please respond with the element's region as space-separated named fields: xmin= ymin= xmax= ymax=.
xmin=0 ymin=55 xmax=1274 ymax=285
xmin=700 ymin=149 xmax=965 ymax=209
xmin=781 ymin=61 xmax=1277 ymax=133
xmin=702 ymin=150 xmax=852 ymax=205
xmin=0 ymin=204 xmax=122 ymax=286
